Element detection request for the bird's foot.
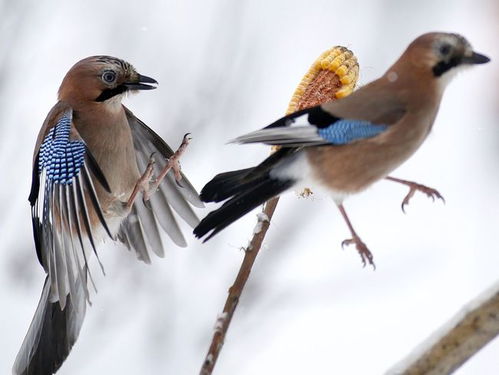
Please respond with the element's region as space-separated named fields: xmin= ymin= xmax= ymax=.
xmin=385 ymin=176 xmax=445 ymax=213
xmin=144 ymin=133 xmax=192 ymax=200
xmin=400 ymin=182 xmax=445 ymax=213
xmin=124 ymin=154 xmax=156 ymax=212
xmin=342 ymin=236 xmax=376 ymax=269
xmin=139 ymin=156 xmax=156 ymax=189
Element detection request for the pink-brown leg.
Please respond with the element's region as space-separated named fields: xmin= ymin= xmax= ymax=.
xmin=144 ymin=133 xmax=192 ymax=201
xmin=385 ymin=176 xmax=445 ymax=213
xmin=337 ymin=204 xmax=375 ymax=269
xmin=124 ymin=155 xmax=156 ymax=212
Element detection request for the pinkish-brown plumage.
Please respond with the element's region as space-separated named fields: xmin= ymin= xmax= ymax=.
xmin=15 ymin=56 xmax=202 ymax=375
xmin=195 ymin=32 xmax=489 ymax=267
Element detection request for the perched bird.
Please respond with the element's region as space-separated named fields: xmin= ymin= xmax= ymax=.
xmin=14 ymin=56 xmax=203 ymax=375
xmin=194 ymin=32 xmax=489 ymax=266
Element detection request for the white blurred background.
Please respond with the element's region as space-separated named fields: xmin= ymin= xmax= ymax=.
xmin=1 ymin=0 xmax=498 ymax=373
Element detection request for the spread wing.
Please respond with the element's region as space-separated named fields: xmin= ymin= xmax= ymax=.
xmin=230 ymin=106 xmax=389 ymax=147
xmin=122 ymin=107 xmax=203 ymax=257
xmin=28 ymin=106 xmax=112 ymax=307
xmin=14 ymin=104 xmax=112 ymax=375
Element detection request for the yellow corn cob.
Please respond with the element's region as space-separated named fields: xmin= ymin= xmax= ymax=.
xmin=282 ymin=46 xmax=360 ymax=196
xmin=286 ymin=46 xmax=359 ymax=115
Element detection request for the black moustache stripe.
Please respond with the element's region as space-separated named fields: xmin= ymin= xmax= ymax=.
xmin=95 ymin=85 xmax=128 ymax=102
xmin=432 ymin=57 xmax=461 ymax=77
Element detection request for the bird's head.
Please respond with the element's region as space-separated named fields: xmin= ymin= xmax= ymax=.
xmin=58 ymin=55 xmax=158 ymax=105
xmin=388 ymin=32 xmax=489 ymax=88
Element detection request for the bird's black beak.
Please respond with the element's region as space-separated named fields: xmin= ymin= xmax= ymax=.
xmin=462 ymin=52 xmax=490 ymax=65
xmin=124 ymin=74 xmax=158 ymax=90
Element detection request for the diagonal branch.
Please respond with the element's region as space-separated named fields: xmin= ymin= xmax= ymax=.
xmin=387 ymin=280 xmax=499 ymax=375
xmin=199 ymin=197 xmax=279 ymax=375
xmin=199 ymin=46 xmax=359 ymax=375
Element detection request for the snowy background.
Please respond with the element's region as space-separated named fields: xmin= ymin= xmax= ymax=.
xmin=1 ymin=0 xmax=498 ymax=374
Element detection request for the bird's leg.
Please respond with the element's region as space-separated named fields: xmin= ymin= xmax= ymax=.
xmin=124 ymin=155 xmax=156 ymax=212
xmin=337 ymin=204 xmax=375 ymax=269
xmin=144 ymin=133 xmax=192 ymax=201
xmin=385 ymin=176 xmax=445 ymax=213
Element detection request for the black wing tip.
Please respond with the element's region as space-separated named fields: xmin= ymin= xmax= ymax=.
xmin=28 ymin=155 xmax=41 ymax=206
xmin=101 ymin=177 xmax=111 ymax=193
xmin=85 ymin=147 xmax=112 ymax=193
xmin=81 ymin=166 xmax=113 ymax=240
xmin=31 ymin=217 xmax=43 ymax=266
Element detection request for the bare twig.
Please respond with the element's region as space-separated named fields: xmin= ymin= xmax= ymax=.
xmin=199 ymin=46 xmax=359 ymax=375
xmin=387 ymin=281 xmax=499 ymax=375
xmin=200 ymin=197 xmax=279 ymax=375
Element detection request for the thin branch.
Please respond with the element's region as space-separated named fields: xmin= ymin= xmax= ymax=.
xmin=199 ymin=46 xmax=359 ymax=375
xmin=200 ymin=197 xmax=279 ymax=375
xmin=387 ymin=280 xmax=499 ymax=375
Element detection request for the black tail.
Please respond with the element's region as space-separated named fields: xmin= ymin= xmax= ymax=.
xmin=199 ymin=147 xmax=298 ymax=204
xmin=194 ymin=175 xmax=294 ymax=241
xmin=13 ymin=277 xmax=86 ymax=375
xmin=199 ymin=168 xmax=257 ymax=203
xmin=194 ymin=147 xmax=300 ymax=241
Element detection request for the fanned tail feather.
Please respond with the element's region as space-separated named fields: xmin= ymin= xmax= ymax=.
xmin=13 ymin=276 xmax=86 ymax=375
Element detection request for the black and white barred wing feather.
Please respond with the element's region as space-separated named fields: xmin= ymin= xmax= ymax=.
xmin=14 ymin=107 xmax=111 ymax=375
xmin=30 ymin=107 xmax=112 ymax=305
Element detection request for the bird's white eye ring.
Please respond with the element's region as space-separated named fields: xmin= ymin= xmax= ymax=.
xmin=102 ymin=71 xmax=117 ymax=83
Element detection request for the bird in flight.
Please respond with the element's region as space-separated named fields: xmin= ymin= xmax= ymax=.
xmin=194 ymin=32 xmax=490 ymax=267
xmin=14 ymin=56 xmax=203 ymax=375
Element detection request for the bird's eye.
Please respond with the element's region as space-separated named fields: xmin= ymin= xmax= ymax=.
xmin=102 ymin=71 xmax=117 ymax=83
xmin=439 ymin=43 xmax=452 ymax=56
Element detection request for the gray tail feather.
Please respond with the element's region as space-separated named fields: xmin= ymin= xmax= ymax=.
xmin=13 ymin=276 xmax=86 ymax=375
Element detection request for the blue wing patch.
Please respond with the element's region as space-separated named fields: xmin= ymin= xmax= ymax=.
xmin=38 ymin=114 xmax=86 ymax=185
xmin=317 ymin=119 xmax=388 ymax=145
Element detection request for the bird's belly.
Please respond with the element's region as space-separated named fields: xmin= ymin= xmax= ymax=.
xmin=76 ymin=117 xmax=141 ymax=218
xmin=305 ymin=140 xmax=419 ymax=194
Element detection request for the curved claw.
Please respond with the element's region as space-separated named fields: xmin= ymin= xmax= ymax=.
xmin=341 ymin=238 xmax=352 ymax=249
xmin=340 ymin=237 xmax=376 ymax=270
xmin=142 ymin=197 xmax=152 ymax=210
xmin=399 ymin=183 xmax=445 ymax=213
xmin=401 ymin=189 xmax=417 ymax=214
xmin=175 ymin=178 xmax=185 ymax=188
